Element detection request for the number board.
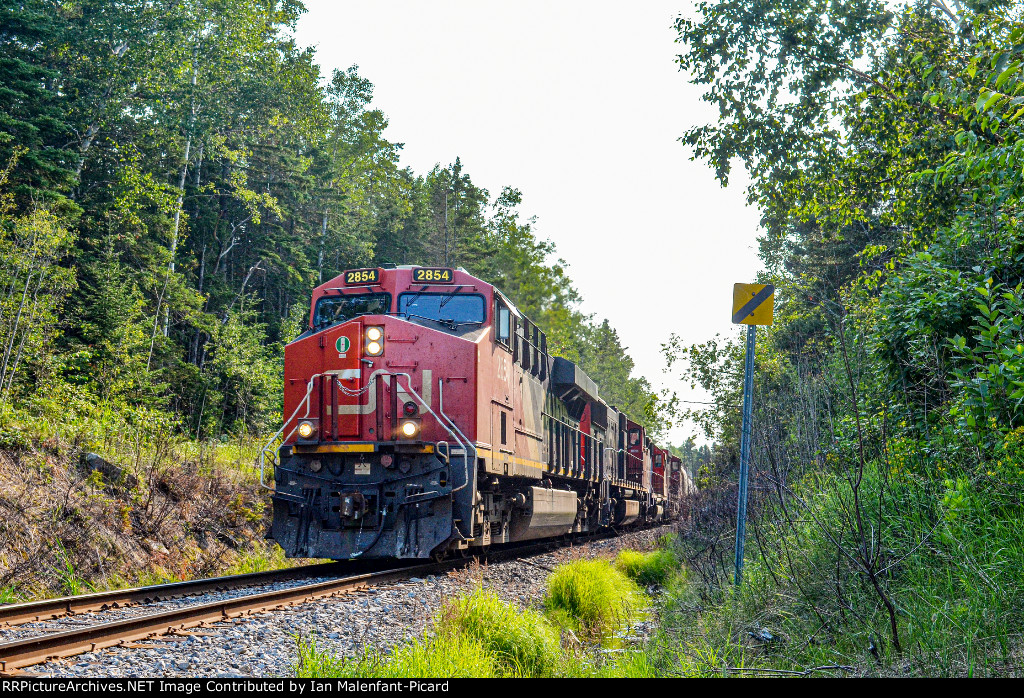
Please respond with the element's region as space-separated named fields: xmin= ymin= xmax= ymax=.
xmin=412 ymin=267 xmax=455 ymax=283
xmin=344 ymin=268 xmax=380 ymax=285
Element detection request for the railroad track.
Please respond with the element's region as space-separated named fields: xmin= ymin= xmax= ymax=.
xmin=0 ymin=560 xmax=395 ymax=629
xmin=0 ymin=532 xmax=625 ymax=673
xmin=0 ymin=560 xmax=456 ymax=673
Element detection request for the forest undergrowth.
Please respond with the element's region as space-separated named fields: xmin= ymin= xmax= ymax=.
xmin=0 ymin=391 xmax=283 ymax=601
xmin=658 ymin=0 xmax=1024 ymax=677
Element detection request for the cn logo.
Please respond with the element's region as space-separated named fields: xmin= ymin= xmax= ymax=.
xmin=336 ymin=336 xmax=351 ymax=356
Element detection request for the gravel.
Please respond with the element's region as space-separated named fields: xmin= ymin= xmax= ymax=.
xmin=0 ymin=576 xmax=340 ymax=643
xmin=22 ymin=526 xmax=671 ymax=678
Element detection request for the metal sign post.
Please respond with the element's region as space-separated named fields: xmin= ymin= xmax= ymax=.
xmin=731 ymin=283 xmax=774 ymax=586
xmin=734 ymin=323 xmax=755 ymax=586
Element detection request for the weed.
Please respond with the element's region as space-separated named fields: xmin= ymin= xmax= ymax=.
xmin=52 ymin=540 xmax=92 ymax=597
xmin=544 ymin=559 xmax=645 ymax=640
xmin=227 ymin=493 xmax=265 ymax=523
xmin=615 ymin=548 xmax=683 ymax=586
xmin=435 ymin=588 xmax=562 ymax=677
xmin=596 ymin=650 xmax=661 ymax=677
xmin=295 ymin=561 xmax=657 ymax=678
xmin=134 ymin=569 xmax=182 ymax=587
xmin=224 ymin=543 xmax=292 ymax=576
xmin=295 ymin=633 xmax=497 ymax=678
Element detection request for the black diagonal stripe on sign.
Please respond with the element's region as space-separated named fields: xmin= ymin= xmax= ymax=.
xmin=733 ymin=284 xmax=775 ymax=324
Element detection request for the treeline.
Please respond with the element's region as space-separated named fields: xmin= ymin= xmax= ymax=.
xmin=0 ymin=0 xmax=665 ymax=439
xmin=662 ymin=0 xmax=1024 ymax=672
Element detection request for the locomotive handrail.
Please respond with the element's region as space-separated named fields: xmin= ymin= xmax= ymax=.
xmin=613 ymin=447 xmax=645 ymax=464
xmin=258 ymin=370 xmax=472 ymax=497
xmin=435 ymin=440 xmax=450 ymax=464
xmin=258 ymin=374 xmax=322 ymax=491
xmin=437 ymin=378 xmax=475 ymax=494
xmin=541 ymin=412 xmax=644 ymax=463
xmin=380 ymin=371 xmax=473 ymax=496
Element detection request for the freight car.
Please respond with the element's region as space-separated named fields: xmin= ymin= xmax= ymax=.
xmin=260 ymin=266 xmax=691 ymax=560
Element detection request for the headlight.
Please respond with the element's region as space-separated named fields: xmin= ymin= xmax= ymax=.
xmin=364 ymin=326 xmax=384 ymax=356
xmin=403 ymin=400 xmax=418 ymax=416
xmin=399 ymin=419 xmax=420 ymax=438
xmin=297 ymin=420 xmax=316 ymax=439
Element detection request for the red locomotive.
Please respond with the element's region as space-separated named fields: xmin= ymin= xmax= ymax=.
xmin=261 ymin=266 xmax=691 ymax=559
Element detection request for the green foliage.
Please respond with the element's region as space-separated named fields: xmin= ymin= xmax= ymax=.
xmin=296 ymin=559 xmax=661 ymax=678
xmin=656 ymin=462 xmax=1024 ymax=676
xmin=223 ymin=542 xmax=291 ymax=576
xmin=669 ymin=0 xmax=1024 ymax=676
xmin=75 ymin=242 xmax=156 ymax=403
xmin=544 ymin=559 xmax=645 ymax=640
xmin=615 ymin=548 xmax=683 ymax=586
xmin=0 ymin=1 xmax=663 ymax=441
xmin=435 ymin=589 xmax=562 ymax=677
xmin=949 ymin=282 xmax=1024 ymax=444
xmin=52 ymin=539 xmax=93 ymax=597
xmin=204 ymin=309 xmax=282 ymax=435
xmin=295 ymin=633 xmax=497 ymax=679
xmin=0 ymin=3 xmax=76 ymax=208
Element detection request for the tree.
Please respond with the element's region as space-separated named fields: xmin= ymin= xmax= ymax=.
xmin=0 ymin=1 xmax=76 ymax=208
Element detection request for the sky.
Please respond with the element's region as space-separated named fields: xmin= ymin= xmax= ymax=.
xmin=293 ymin=1 xmax=764 ymax=444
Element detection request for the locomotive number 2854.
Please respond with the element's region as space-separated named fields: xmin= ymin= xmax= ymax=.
xmin=344 ymin=268 xmax=380 ymax=284
xmin=412 ymin=267 xmax=454 ymax=283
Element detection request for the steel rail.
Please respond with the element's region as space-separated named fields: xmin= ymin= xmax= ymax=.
xmin=0 ymin=525 xmax=669 ymax=672
xmin=0 ymin=561 xmax=390 ymax=628
xmin=0 ymin=559 xmax=457 ymax=672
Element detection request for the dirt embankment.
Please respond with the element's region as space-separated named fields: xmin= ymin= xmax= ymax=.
xmin=0 ymin=438 xmax=274 ymax=599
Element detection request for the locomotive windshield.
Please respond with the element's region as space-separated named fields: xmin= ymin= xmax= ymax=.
xmin=313 ymin=293 xmax=391 ymax=330
xmin=397 ymin=292 xmax=485 ymax=330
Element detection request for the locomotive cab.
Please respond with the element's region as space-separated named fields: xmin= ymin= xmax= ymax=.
xmin=270 ymin=266 xmax=488 ymax=559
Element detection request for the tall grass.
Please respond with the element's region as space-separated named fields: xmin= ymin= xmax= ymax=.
xmin=223 ymin=542 xmax=293 ymax=576
xmin=0 ymin=389 xmax=266 ymax=484
xmin=437 ymin=589 xmax=563 ymax=677
xmin=297 ymin=558 xmax=657 ymax=678
xmin=615 ymin=548 xmax=683 ymax=586
xmin=296 ymin=590 xmax=562 ymax=678
xmin=295 ymin=634 xmax=497 ymax=678
xmin=646 ymin=458 xmax=1024 ymax=677
xmin=545 ymin=559 xmax=645 ymax=640
xmin=53 ymin=540 xmax=93 ymax=596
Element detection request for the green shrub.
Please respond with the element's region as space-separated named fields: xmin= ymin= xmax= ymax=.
xmin=615 ymin=548 xmax=682 ymax=586
xmin=436 ymin=588 xmax=562 ymax=677
xmin=545 ymin=559 xmax=645 ymax=639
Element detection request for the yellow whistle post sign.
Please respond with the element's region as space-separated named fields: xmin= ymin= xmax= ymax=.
xmin=732 ymin=283 xmax=774 ymax=325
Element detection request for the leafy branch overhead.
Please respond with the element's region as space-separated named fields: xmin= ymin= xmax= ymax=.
xmin=664 ymin=0 xmax=1024 ymax=672
xmin=0 ymin=0 xmax=665 ymax=438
